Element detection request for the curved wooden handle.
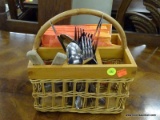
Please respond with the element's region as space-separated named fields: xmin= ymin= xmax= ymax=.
xmin=33 ymin=8 xmax=127 ymax=49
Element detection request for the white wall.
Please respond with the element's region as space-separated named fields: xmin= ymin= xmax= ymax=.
xmin=71 ymin=0 xmax=113 ymax=24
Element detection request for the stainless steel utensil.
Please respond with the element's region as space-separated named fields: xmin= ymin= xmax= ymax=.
xmin=50 ymin=21 xmax=66 ymax=51
xmin=93 ymin=16 xmax=103 ymax=54
xmin=66 ymin=42 xmax=82 ymax=59
xmin=99 ymin=98 xmax=106 ymax=105
xmin=44 ymin=83 xmax=52 ymax=92
xmin=68 ymin=54 xmax=83 ymax=64
xmin=75 ymin=82 xmax=85 ymax=109
xmin=88 ymin=83 xmax=105 ymax=105
xmin=59 ymin=34 xmax=74 ymax=49
xmin=75 ymin=96 xmax=83 ymax=109
xmin=73 ymin=27 xmax=98 ymax=64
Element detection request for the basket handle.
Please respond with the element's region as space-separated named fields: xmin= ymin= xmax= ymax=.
xmin=33 ymin=8 xmax=127 ymax=50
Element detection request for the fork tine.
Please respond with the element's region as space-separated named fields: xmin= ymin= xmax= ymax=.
xmin=74 ymin=26 xmax=77 ymax=41
xmin=93 ymin=16 xmax=103 ymax=37
xmin=94 ymin=22 xmax=102 ymax=53
xmin=87 ymin=33 xmax=90 ymax=38
xmin=77 ymin=27 xmax=79 ymax=40
xmin=94 ymin=39 xmax=99 ymax=53
xmin=92 ymin=41 xmax=96 ymax=54
xmin=82 ymin=29 xmax=85 ymax=36
xmin=81 ymin=28 xmax=83 ymax=35
xmin=93 ymin=16 xmax=103 ymax=53
xmin=87 ymin=34 xmax=91 ymax=58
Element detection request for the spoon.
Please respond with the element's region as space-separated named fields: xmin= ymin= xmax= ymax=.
xmin=60 ymin=34 xmax=75 ymax=49
xmin=66 ymin=42 xmax=82 ymax=58
xmin=68 ymin=54 xmax=83 ymax=64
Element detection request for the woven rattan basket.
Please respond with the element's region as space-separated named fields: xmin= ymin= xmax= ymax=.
xmin=27 ymin=8 xmax=137 ymax=114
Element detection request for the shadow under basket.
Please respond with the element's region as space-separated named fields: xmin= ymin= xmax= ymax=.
xmin=27 ymin=9 xmax=137 ymax=114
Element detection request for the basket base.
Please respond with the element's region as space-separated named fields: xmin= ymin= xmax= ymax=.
xmin=34 ymin=107 xmax=124 ymax=114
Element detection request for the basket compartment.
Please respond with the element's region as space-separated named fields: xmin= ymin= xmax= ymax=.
xmin=28 ymin=34 xmax=136 ymax=80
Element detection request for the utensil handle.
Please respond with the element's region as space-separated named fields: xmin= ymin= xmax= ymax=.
xmin=33 ymin=8 xmax=127 ymax=50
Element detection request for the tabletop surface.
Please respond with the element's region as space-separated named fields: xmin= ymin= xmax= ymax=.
xmin=0 ymin=31 xmax=160 ymax=120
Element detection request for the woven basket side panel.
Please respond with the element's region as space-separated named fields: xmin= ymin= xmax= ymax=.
xmin=30 ymin=78 xmax=133 ymax=114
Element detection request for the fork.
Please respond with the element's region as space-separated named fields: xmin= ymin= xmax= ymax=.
xmin=74 ymin=27 xmax=100 ymax=65
xmin=82 ymin=32 xmax=94 ymax=59
xmin=92 ymin=16 xmax=103 ymax=54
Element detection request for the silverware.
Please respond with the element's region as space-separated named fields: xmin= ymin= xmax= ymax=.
xmin=84 ymin=34 xmax=88 ymax=59
xmin=99 ymin=98 xmax=106 ymax=105
xmin=66 ymin=42 xmax=82 ymax=59
xmin=68 ymin=54 xmax=83 ymax=64
xmin=81 ymin=35 xmax=85 ymax=59
xmin=78 ymin=30 xmax=94 ymax=60
xmin=44 ymin=82 xmax=63 ymax=92
xmin=89 ymin=35 xmax=94 ymax=58
xmin=75 ymin=82 xmax=85 ymax=109
xmin=66 ymin=42 xmax=83 ymax=64
xmin=88 ymin=83 xmax=105 ymax=105
xmin=75 ymin=27 xmax=82 ymax=44
xmin=76 ymin=82 xmax=85 ymax=92
xmin=75 ymin=96 xmax=83 ymax=109
xmin=93 ymin=16 xmax=103 ymax=54
xmin=50 ymin=21 xmax=66 ymax=51
xmin=86 ymin=34 xmax=91 ymax=58
xmin=89 ymin=83 xmax=96 ymax=93
xmin=67 ymin=82 xmax=73 ymax=105
xmin=93 ymin=16 xmax=103 ymax=37
xmin=59 ymin=34 xmax=74 ymax=48
xmin=44 ymin=83 xmax=52 ymax=92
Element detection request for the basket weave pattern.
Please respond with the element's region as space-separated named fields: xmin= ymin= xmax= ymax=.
xmin=30 ymin=78 xmax=134 ymax=113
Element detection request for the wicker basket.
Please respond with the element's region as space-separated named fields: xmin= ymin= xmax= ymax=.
xmin=27 ymin=8 xmax=137 ymax=114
